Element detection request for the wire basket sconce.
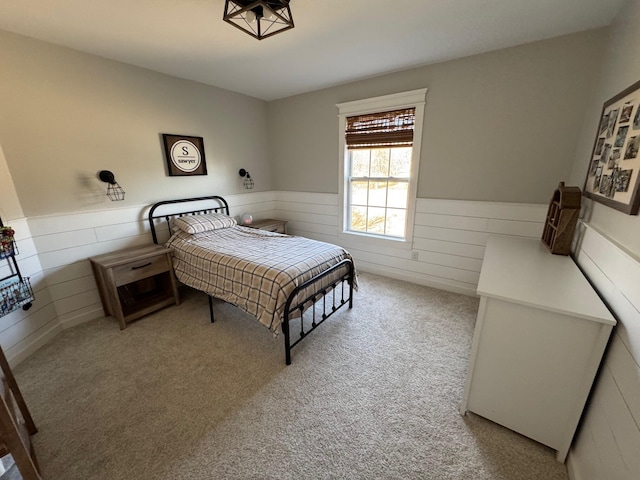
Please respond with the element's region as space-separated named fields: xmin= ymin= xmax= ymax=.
xmin=239 ymin=168 xmax=254 ymax=189
xmin=98 ymin=170 xmax=126 ymax=201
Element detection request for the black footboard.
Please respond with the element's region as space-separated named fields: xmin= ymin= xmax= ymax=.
xmin=282 ymin=259 xmax=355 ymax=365
xmin=147 ymin=196 xmax=356 ymax=366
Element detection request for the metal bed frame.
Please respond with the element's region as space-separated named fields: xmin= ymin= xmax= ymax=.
xmin=148 ymin=195 xmax=355 ymax=365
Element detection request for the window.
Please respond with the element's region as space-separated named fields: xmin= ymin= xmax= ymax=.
xmin=337 ymin=89 xmax=427 ymax=244
xmin=346 ymin=108 xmax=415 ymax=238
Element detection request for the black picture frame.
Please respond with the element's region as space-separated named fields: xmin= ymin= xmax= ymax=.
xmin=583 ymin=79 xmax=640 ymax=215
xmin=162 ymin=134 xmax=208 ymax=176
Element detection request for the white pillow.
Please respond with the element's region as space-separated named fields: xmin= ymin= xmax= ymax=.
xmin=172 ymin=212 xmax=237 ymax=234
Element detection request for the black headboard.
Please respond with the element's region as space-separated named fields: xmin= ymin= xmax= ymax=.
xmin=147 ymin=195 xmax=230 ymax=244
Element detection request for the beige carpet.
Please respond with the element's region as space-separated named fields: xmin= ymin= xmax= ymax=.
xmin=14 ymin=272 xmax=569 ymax=480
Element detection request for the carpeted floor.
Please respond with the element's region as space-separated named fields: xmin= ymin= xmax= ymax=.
xmin=13 ymin=272 xmax=569 ymax=480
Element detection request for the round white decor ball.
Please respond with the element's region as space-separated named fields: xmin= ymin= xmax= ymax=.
xmin=241 ymin=213 xmax=253 ymax=225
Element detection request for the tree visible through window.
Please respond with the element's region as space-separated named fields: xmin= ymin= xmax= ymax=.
xmin=345 ymin=108 xmax=416 ymax=238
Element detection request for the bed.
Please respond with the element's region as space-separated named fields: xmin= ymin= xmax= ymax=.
xmin=148 ymin=195 xmax=356 ymax=364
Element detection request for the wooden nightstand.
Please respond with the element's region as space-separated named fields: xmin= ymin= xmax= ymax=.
xmin=246 ymin=218 xmax=288 ymax=234
xmin=90 ymin=245 xmax=180 ymax=329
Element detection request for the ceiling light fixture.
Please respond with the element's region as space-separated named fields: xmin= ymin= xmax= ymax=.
xmin=223 ymin=1 xmax=294 ymax=40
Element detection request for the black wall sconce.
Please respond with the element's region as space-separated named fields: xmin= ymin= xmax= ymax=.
xmin=98 ymin=170 xmax=126 ymax=201
xmin=239 ymin=168 xmax=254 ymax=189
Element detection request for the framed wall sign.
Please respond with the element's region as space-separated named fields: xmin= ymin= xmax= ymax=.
xmin=162 ymin=134 xmax=208 ymax=176
xmin=583 ymin=79 xmax=640 ymax=215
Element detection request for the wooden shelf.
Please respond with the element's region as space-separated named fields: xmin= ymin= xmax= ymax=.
xmin=0 ymin=346 xmax=40 ymax=479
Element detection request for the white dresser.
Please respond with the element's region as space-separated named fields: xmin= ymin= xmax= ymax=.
xmin=460 ymin=235 xmax=615 ymax=462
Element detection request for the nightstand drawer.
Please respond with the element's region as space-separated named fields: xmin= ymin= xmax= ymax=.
xmin=112 ymin=254 xmax=171 ymax=286
xmin=265 ymin=223 xmax=286 ymax=233
xmin=247 ymin=218 xmax=288 ymax=234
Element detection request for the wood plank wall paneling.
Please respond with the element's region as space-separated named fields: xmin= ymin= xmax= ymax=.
xmin=568 ymin=222 xmax=640 ymax=480
xmin=5 ymin=188 xmax=638 ymax=478
xmin=274 ymin=193 xmax=547 ymax=296
xmin=0 ymin=217 xmax=61 ymax=367
xmin=0 ymin=194 xmax=275 ymax=366
xmin=4 ymin=192 xmax=547 ymax=366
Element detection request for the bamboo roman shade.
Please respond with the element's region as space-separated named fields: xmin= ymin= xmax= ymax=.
xmin=345 ymin=108 xmax=416 ymax=149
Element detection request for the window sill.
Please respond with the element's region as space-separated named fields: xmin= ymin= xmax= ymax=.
xmin=338 ymin=230 xmax=412 ymax=251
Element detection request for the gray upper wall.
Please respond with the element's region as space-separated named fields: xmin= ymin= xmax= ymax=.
xmin=0 ymin=27 xmax=607 ymax=218
xmin=268 ymin=29 xmax=606 ymax=204
xmin=569 ymin=0 xmax=640 ymax=257
xmin=0 ymin=30 xmax=271 ymax=218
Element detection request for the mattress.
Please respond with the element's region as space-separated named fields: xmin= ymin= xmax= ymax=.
xmin=165 ymin=226 xmax=355 ymax=332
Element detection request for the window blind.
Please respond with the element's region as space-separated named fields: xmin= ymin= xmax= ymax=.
xmin=345 ymin=108 xmax=416 ymax=149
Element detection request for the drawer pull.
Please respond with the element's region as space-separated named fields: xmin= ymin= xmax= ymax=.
xmin=131 ymin=262 xmax=152 ymax=270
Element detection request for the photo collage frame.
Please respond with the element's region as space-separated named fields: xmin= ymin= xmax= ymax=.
xmin=583 ymin=79 xmax=640 ymax=215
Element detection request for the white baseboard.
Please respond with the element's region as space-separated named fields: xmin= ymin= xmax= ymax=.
xmin=59 ymin=306 xmax=105 ymax=330
xmin=7 ymin=322 xmax=63 ymax=368
xmin=357 ymin=263 xmax=478 ymax=297
xmin=566 ymin=452 xmax=582 ymax=480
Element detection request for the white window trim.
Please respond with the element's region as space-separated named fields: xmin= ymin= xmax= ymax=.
xmin=337 ymin=88 xmax=428 ymax=250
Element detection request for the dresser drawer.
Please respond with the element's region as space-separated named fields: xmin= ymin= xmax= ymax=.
xmin=112 ymin=254 xmax=171 ymax=286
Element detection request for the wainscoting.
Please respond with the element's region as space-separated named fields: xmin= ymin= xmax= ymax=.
xmin=0 ymin=192 xmax=275 ymax=366
xmin=0 ymin=192 xmax=546 ymax=364
xmin=568 ymin=222 xmax=640 ymax=480
xmin=0 ymin=217 xmax=58 ymax=366
xmin=4 ymin=189 xmax=637 ymax=477
xmin=275 ymin=191 xmax=547 ymax=296
xmin=1 ymin=191 xmax=548 ymax=366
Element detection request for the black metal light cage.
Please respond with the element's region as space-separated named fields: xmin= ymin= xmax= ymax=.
xmin=239 ymin=168 xmax=255 ymax=189
xmin=223 ymin=0 xmax=294 ymax=40
xmin=98 ymin=170 xmax=125 ymax=201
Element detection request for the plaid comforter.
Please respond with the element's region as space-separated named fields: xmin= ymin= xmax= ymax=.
xmin=166 ymin=226 xmax=356 ymax=332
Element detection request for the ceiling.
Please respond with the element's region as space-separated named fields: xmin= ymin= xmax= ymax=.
xmin=0 ymin=0 xmax=627 ymax=101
